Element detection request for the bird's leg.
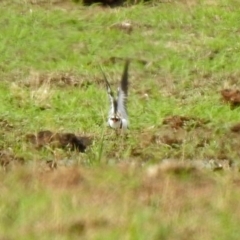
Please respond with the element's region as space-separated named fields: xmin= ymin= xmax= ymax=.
xmin=115 ymin=128 xmax=120 ymax=137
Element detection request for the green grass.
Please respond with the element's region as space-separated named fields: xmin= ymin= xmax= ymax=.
xmin=1 ymin=0 xmax=240 ymax=239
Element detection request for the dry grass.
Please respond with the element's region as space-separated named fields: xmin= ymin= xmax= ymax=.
xmin=1 ymin=164 xmax=240 ymax=239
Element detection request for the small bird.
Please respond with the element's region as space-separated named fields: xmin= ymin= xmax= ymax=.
xmin=100 ymin=60 xmax=129 ymax=131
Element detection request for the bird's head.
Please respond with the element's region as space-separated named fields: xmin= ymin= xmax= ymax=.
xmin=110 ymin=112 xmax=121 ymax=123
xmin=111 ymin=116 xmax=120 ymax=123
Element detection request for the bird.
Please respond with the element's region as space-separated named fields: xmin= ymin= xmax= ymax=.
xmin=100 ymin=60 xmax=129 ymax=131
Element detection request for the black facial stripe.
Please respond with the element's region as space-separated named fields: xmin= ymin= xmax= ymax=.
xmin=113 ymin=99 xmax=118 ymax=114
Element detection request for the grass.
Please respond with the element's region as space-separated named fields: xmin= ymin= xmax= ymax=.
xmin=1 ymin=0 xmax=240 ymax=239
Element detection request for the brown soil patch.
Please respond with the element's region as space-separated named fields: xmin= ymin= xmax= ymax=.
xmin=26 ymin=130 xmax=92 ymax=152
xmin=24 ymin=71 xmax=90 ymax=88
xmin=53 ymin=218 xmax=110 ymax=236
xmin=155 ymin=115 xmax=211 ymax=148
xmin=220 ymin=128 xmax=240 ymax=158
xmin=131 ymin=115 xmax=216 ymax=161
xmin=0 ymin=118 xmax=14 ymax=132
xmin=140 ymin=167 xmax=217 ymax=208
xmin=221 ymin=89 xmax=240 ymax=108
xmin=162 ymin=115 xmax=208 ymax=130
xmin=102 ymin=56 xmax=148 ymax=66
xmin=146 ymin=159 xmax=233 ymax=176
xmin=230 ymin=123 xmax=240 ymax=133
xmin=0 ymin=150 xmax=25 ymax=171
xmin=153 ymin=133 xmax=183 ymax=147
xmin=146 ymin=161 xmax=199 ymax=176
xmin=39 ymin=168 xmax=84 ymax=189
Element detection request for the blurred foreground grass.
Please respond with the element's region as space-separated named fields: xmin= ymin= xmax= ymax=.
xmin=1 ymin=0 xmax=240 ymax=239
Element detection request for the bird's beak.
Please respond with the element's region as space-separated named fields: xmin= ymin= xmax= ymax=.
xmin=111 ymin=117 xmax=119 ymax=122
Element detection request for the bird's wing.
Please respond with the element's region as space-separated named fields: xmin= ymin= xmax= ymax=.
xmin=117 ymin=60 xmax=129 ymax=119
xmin=100 ymin=65 xmax=115 ymax=115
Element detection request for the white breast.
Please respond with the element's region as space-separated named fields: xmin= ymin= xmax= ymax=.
xmin=108 ymin=118 xmax=128 ymax=130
